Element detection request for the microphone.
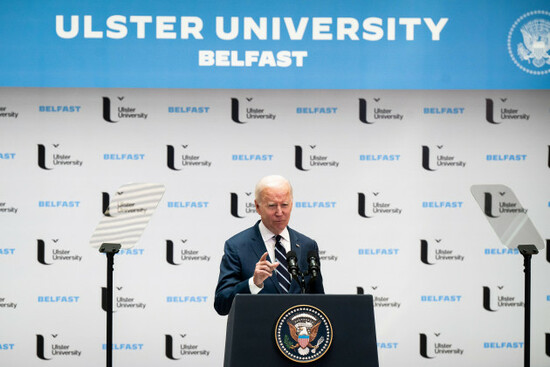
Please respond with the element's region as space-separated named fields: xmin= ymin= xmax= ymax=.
xmin=307 ymin=250 xmax=320 ymax=279
xmin=286 ymin=251 xmax=300 ymax=280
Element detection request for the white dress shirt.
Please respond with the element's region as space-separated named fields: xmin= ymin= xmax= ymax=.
xmin=248 ymin=221 xmax=290 ymax=294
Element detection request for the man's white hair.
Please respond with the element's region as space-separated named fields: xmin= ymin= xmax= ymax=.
xmin=255 ymin=175 xmax=293 ymax=203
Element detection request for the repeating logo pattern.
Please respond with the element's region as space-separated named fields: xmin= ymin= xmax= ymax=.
xmin=1 ymin=87 xmax=549 ymax=367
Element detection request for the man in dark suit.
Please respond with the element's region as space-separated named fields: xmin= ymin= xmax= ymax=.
xmin=214 ymin=175 xmax=324 ymax=316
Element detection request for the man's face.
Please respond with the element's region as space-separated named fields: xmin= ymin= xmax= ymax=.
xmin=255 ymin=184 xmax=293 ymax=235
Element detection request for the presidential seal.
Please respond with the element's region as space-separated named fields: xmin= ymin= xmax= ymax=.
xmin=508 ymin=10 xmax=550 ymax=75
xmin=275 ymin=305 xmax=332 ymax=363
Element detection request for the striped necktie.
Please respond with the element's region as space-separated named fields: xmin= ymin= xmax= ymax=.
xmin=274 ymin=235 xmax=291 ymax=293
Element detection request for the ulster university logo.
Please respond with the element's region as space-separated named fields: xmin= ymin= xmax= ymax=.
xmin=165 ymin=334 xmax=210 ymax=359
xmin=482 ymin=190 xmax=527 ymax=218
xmin=419 ymin=333 xmax=463 ymax=359
xmin=37 ymin=144 xmax=83 ymax=170
xmin=102 ymin=96 xmax=148 ymax=123
xmin=358 ymin=98 xmax=374 ymax=124
xmin=101 ymin=286 xmax=146 ymax=311
xmin=37 ymin=239 xmax=53 ymax=265
xmin=357 ymin=193 xmax=372 ymax=218
xmin=102 ymin=96 xmax=120 ymax=123
xmin=37 ymin=239 xmax=82 ymax=265
xmin=508 ymin=11 xmax=550 ymax=75
xmin=230 ymin=192 xmax=255 ymax=218
xmin=275 ymin=305 xmax=332 ymax=363
xmin=166 ymin=239 xmax=186 ymax=265
xmin=485 ymin=98 xmax=530 ymax=123
xmin=166 ymin=144 xmax=212 ymax=170
xmin=36 ymin=334 xmax=82 ymax=360
xmin=295 ymin=145 xmax=311 ymax=171
xmin=36 ymin=335 xmax=53 ymax=360
xmin=357 ymin=286 xmax=402 ymax=308
xmin=358 ymin=192 xmax=402 ymax=218
xmin=166 ymin=239 xmax=210 ymax=265
xmin=421 ymin=145 xmax=466 ymax=171
xmin=101 ymin=190 xmax=137 ymax=217
xmin=358 ymin=97 xmax=403 ymax=124
xmin=485 ymin=98 xmax=504 ymax=124
xmin=483 ymin=286 xmax=524 ymax=312
xmin=295 ymin=145 xmax=339 ymax=171
xmin=101 ymin=191 xmax=115 ymax=216
xmin=37 ymin=144 xmax=54 ymax=170
xmin=483 ymin=192 xmax=501 ymax=218
xmin=231 ymin=97 xmax=276 ymax=123
xmin=231 ymin=97 xmax=247 ymax=123
xmin=420 ymin=239 xmax=465 ymax=265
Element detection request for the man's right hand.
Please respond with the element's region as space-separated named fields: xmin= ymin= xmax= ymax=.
xmin=253 ymin=252 xmax=279 ymax=288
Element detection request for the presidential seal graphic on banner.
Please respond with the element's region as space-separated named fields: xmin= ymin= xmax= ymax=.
xmin=275 ymin=305 xmax=332 ymax=363
xmin=508 ymin=10 xmax=550 ymax=75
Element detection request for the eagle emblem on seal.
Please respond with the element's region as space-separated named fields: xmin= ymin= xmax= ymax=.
xmin=275 ymin=305 xmax=332 ymax=363
xmin=287 ymin=314 xmax=323 ymax=356
xmin=517 ymin=19 xmax=550 ymax=68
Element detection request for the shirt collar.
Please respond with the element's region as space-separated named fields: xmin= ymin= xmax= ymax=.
xmin=258 ymin=221 xmax=290 ymax=243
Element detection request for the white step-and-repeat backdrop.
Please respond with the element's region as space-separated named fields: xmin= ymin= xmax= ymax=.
xmin=1 ymin=88 xmax=549 ymax=366
xmin=1 ymin=1 xmax=549 ymax=366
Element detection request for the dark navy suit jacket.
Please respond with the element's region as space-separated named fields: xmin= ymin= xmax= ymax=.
xmin=214 ymin=221 xmax=324 ymax=315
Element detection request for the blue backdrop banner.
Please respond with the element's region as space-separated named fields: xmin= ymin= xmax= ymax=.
xmin=0 ymin=0 xmax=549 ymax=89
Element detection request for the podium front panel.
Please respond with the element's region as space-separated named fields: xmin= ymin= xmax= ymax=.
xmin=224 ymin=294 xmax=378 ymax=367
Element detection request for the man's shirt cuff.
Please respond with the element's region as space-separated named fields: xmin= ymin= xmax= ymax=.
xmin=248 ymin=277 xmax=263 ymax=294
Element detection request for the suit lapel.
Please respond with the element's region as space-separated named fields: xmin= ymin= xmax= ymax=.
xmin=288 ymin=227 xmax=302 ymax=294
xmin=251 ymin=221 xmax=281 ymax=293
xmin=250 ymin=222 xmax=267 ymax=259
xmin=289 ymin=226 xmax=303 ymax=259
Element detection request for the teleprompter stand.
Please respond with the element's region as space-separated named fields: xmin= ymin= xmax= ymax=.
xmin=471 ymin=185 xmax=545 ymax=367
xmin=90 ymin=183 xmax=166 ymax=367
xmin=518 ymin=244 xmax=538 ymax=367
xmin=99 ymin=243 xmax=122 ymax=367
